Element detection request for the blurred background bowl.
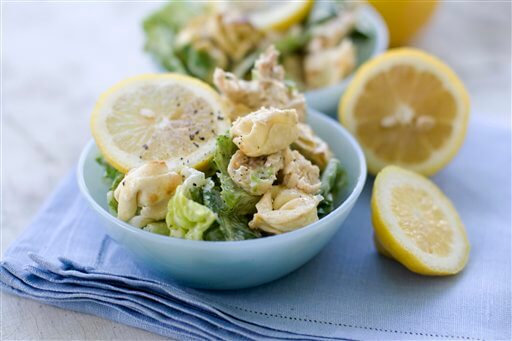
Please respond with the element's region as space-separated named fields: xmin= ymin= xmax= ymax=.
xmin=77 ymin=109 xmax=367 ymax=289
xmin=305 ymin=4 xmax=388 ymax=116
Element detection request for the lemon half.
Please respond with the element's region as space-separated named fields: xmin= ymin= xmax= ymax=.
xmin=91 ymin=74 xmax=229 ymax=173
xmin=372 ymin=166 xmax=470 ymax=275
xmin=340 ymin=48 xmax=470 ymax=176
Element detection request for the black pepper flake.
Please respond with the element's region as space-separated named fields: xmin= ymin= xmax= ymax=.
xmin=177 ymin=102 xmax=181 ymax=107
xmin=180 ymin=157 xmax=184 ymax=160
xmin=142 ymin=144 xmax=148 ymax=150
xmin=192 ymin=183 xmax=197 ymax=187
xmin=217 ymin=116 xmax=224 ymax=121
xmin=199 ymin=136 xmax=205 ymax=141
xmin=193 ymin=110 xmax=198 ymax=114
xmin=189 ymin=134 xmax=195 ymax=140
xmin=122 ymin=181 xmax=126 ymax=186
xmin=209 ymin=112 xmax=214 ymax=116
xmin=194 ymin=130 xmax=200 ymax=135
xmin=193 ymin=142 xmax=199 ymax=148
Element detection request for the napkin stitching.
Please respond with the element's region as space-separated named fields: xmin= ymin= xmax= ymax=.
xmin=228 ymin=305 xmax=482 ymax=340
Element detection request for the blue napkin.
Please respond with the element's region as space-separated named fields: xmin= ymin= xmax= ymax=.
xmin=2 ymin=118 xmax=511 ymax=340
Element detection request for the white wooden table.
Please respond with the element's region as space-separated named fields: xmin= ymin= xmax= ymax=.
xmin=2 ymin=2 xmax=510 ymax=339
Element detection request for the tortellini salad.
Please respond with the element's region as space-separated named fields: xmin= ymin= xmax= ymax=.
xmin=97 ymin=48 xmax=346 ymax=242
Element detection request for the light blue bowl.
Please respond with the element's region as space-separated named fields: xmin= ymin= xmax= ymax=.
xmin=77 ymin=110 xmax=366 ymax=289
xmin=305 ymin=5 xmax=389 ymax=116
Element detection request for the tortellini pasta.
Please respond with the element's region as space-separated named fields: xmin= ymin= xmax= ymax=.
xmin=249 ymin=186 xmax=321 ymax=234
xmin=176 ymin=12 xmax=263 ymax=66
xmin=114 ymin=161 xmax=182 ymax=222
xmin=213 ymin=46 xmax=307 ymax=121
xmin=304 ymin=39 xmax=356 ymax=89
xmin=282 ymin=148 xmax=321 ymax=194
xmin=231 ymin=107 xmax=299 ymax=157
xmin=228 ymin=150 xmax=284 ymax=195
xmin=292 ymin=123 xmax=332 ymax=170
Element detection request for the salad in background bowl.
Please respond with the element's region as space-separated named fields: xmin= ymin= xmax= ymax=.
xmin=143 ymin=0 xmax=388 ymax=115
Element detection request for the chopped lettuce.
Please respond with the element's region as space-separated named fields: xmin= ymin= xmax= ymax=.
xmin=212 ymin=134 xmax=237 ymax=175
xmin=143 ymin=222 xmax=170 ymax=236
xmin=318 ymin=158 xmax=346 ymax=217
xmin=218 ymin=173 xmax=260 ymax=215
xmin=166 ymin=168 xmax=217 ymax=240
xmin=202 ymin=180 xmax=261 ymax=241
xmin=275 ymin=30 xmax=311 ymax=55
xmin=203 ymin=222 xmax=226 ymax=241
xmin=143 ymin=2 xmax=219 ymax=81
xmin=178 ymin=44 xmax=218 ymax=81
xmin=96 ymin=156 xmax=124 ymax=213
xmin=212 ymin=134 xmax=261 ymax=215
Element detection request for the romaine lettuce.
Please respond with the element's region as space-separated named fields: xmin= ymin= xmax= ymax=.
xmin=212 ymin=134 xmax=237 ymax=175
xmin=318 ymin=158 xmax=346 ymax=217
xmin=166 ymin=168 xmax=217 ymax=240
xmin=212 ymin=134 xmax=261 ymax=215
xmin=202 ymin=179 xmax=261 ymax=241
xmin=96 ymin=156 xmax=124 ymax=213
xmin=143 ymin=222 xmax=170 ymax=236
xmin=218 ymin=173 xmax=260 ymax=215
xmin=143 ymin=1 xmax=207 ymax=73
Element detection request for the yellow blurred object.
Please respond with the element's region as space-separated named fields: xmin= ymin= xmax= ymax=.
xmin=371 ymin=166 xmax=470 ymax=275
xmin=368 ymin=0 xmax=438 ymax=47
xmin=220 ymin=0 xmax=314 ymax=32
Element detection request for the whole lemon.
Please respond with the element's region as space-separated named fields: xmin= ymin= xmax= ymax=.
xmin=368 ymin=0 xmax=438 ymax=47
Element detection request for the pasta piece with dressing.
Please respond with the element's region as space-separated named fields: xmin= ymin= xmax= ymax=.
xmin=231 ymin=107 xmax=299 ymax=157
xmin=228 ymin=150 xmax=284 ymax=195
xmin=114 ymin=161 xmax=182 ymax=222
xmin=213 ymin=45 xmax=307 ymax=121
xmin=249 ymin=186 xmax=321 ymax=234
xmin=282 ymin=148 xmax=321 ymax=194
xmin=293 ymin=123 xmax=332 ymax=170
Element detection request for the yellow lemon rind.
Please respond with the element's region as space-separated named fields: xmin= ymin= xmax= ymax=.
xmin=90 ymin=73 xmax=228 ymax=173
xmin=371 ymin=166 xmax=470 ymax=276
xmin=339 ymin=48 xmax=470 ymax=176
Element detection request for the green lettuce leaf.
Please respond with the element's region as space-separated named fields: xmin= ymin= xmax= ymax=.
xmin=166 ymin=168 xmax=217 ymax=240
xmin=219 ymin=173 xmax=260 ymax=215
xmin=96 ymin=156 xmax=124 ymax=214
xmin=143 ymin=222 xmax=170 ymax=236
xmin=318 ymin=158 xmax=346 ymax=217
xmin=178 ymin=44 xmax=218 ymax=81
xmin=212 ymin=134 xmax=261 ymax=215
xmin=212 ymin=134 xmax=237 ymax=175
xmin=143 ymin=1 xmax=207 ymax=73
xmin=202 ymin=179 xmax=261 ymax=241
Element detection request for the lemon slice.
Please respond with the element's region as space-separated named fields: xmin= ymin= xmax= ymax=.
xmin=221 ymin=0 xmax=313 ymax=31
xmin=91 ymin=74 xmax=229 ymax=173
xmin=371 ymin=165 xmax=469 ymax=275
xmin=339 ymin=48 xmax=470 ymax=176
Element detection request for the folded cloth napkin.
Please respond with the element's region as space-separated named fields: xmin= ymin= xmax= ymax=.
xmin=2 ymin=118 xmax=511 ymax=340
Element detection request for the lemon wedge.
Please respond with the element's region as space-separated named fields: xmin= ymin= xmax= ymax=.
xmin=339 ymin=48 xmax=470 ymax=176
xmin=371 ymin=165 xmax=470 ymax=275
xmin=221 ymin=0 xmax=314 ymax=31
xmin=91 ymin=74 xmax=229 ymax=173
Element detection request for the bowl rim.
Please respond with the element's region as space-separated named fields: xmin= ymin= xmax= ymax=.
xmin=304 ymin=4 xmax=389 ymax=98
xmin=77 ymin=110 xmax=367 ymax=247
